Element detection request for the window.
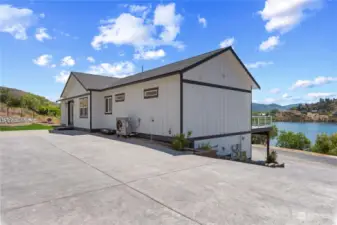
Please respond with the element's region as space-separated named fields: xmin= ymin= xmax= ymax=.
xmin=144 ymin=87 xmax=159 ymax=99
xmin=104 ymin=96 xmax=112 ymax=114
xmin=115 ymin=93 xmax=125 ymax=102
xmin=79 ymin=97 xmax=88 ymax=118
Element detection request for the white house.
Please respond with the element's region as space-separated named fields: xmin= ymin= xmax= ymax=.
xmin=58 ymin=47 xmax=260 ymax=158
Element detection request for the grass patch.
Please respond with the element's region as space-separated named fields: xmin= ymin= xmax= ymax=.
xmin=0 ymin=123 xmax=54 ymax=131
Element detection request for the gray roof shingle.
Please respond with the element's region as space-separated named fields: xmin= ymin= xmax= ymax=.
xmin=71 ymin=72 xmax=120 ymax=90
xmin=69 ymin=46 xmax=259 ymax=91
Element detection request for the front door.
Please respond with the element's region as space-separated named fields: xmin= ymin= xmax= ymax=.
xmin=68 ymin=101 xmax=74 ymax=126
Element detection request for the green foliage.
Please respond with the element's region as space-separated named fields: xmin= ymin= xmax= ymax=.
xmin=198 ymin=142 xmax=212 ymax=150
xmin=276 ymin=130 xmax=311 ymax=150
xmin=0 ymin=124 xmax=53 ymax=131
xmin=270 ymin=109 xmax=279 ymax=115
xmin=172 ymin=131 xmax=192 ymax=150
xmin=7 ymin=95 xmax=21 ymax=107
xmin=0 ymin=87 xmax=60 ymax=118
xmin=312 ymin=133 xmax=337 ymax=156
xmin=270 ymin=125 xmax=278 ymax=139
xmin=0 ymin=88 xmax=10 ymax=103
xmin=266 ymin=150 xmax=277 ymax=163
xmin=252 ymin=125 xmax=278 ymax=145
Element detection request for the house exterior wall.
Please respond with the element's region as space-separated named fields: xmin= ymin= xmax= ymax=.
xmin=183 ymin=51 xmax=252 ymax=90
xmin=183 ymin=83 xmax=251 ymax=136
xmin=183 ymin=51 xmax=253 ymax=157
xmin=91 ymin=74 xmax=180 ymax=136
xmin=61 ymin=76 xmax=88 ymax=98
xmin=60 ymin=95 xmax=91 ymax=129
xmin=194 ymin=133 xmax=252 ymax=158
xmin=60 ymin=75 xmax=90 ymax=129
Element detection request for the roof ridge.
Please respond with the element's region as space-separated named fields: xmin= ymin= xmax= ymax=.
xmin=71 ymin=71 xmax=120 ymax=79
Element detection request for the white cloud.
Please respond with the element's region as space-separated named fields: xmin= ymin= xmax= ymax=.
xmin=39 ymin=13 xmax=45 ymax=18
xmin=92 ymin=13 xmax=154 ymax=50
xmin=91 ymin=3 xmax=183 ymax=51
xmin=259 ymin=36 xmax=280 ymax=51
xmin=51 ymin=64 xmax=56 ymax=68
xmin=134 ymin=49 xmax=166 ymax=60
xmin=282 ymin=93 xmax=289 ymax=98
xmin=307 ymin=92 xmax=336 ymax=99
xmin=246 ymin=61 xmax=274 ymax=69
xmin=197 ymin=15 xmax=207 ymax=28
xmin=87 ymin=56 xmax=95 ymax=63
xmin=154 ymin=3 xmax=182 ymax=43
xmin=0 ymin=4 xmax=35 ymax=40
xmin=270 ymin=88 xmax=281 ymax=94
xmin=129 ymin=5 xmax=148 ymax=13
xmin=35 ymin=27 xmax=52 ymax=42
xmin=61 ymin=56 xmax=75 ymax=67
xmin=290 ymin=76 xmax=337 ymax=90
xmin=259 ymin=0 xmax=322 ymax=34
xmin=55 ymin=70 xmax=70 ymax=83
xmin=219 ymin=37 xmax=235 ymax=48
xmin=87 ymin=61 xmax=135 ymax=78
xmin=33 ymin=54 xmax=52 ymax=67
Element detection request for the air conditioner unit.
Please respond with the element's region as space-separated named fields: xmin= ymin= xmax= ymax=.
xmin=116 ymin=117 xmax=132 ymax=137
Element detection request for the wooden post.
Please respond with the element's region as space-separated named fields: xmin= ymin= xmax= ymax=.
xmin=266 ymin=132 xmax=270 ymax=157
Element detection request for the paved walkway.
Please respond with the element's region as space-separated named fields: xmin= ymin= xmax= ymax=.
xmin=1 ymin=130 xmax=337 ymax=225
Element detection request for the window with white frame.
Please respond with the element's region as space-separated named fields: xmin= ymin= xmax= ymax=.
xmin=104 ymin=96 xmax=112 ymax=114
xmin=115 ymin=93 xmax=125 ymax=102
xmin=144 ymin=87 xmax=159 ymax=99
xmin=79 ymin=97 xmax=88 ymax=118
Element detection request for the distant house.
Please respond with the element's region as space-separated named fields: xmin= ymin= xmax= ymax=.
xmin=311 ymin=109 xmax=318 ymax=113
xmin=58 ymin=47 xmax=261 ymax=158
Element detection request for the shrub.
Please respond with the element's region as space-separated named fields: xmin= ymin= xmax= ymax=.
xmin=312 ymin=133 xmax=337 ymax=155
xmin=198 ymin=142 xmax=212 ymax=150
xmin=312 ymin=133 xmax=331 ymax=154
xmin=276 ymin=131 xmax=311 ymax=150
xmin=266 ymin=150 xmax=277 ymax=163
xmin=172 ymin=131 xmax=192 ymax=150
xmin=252 ymin=125 xmax=278 ymax=145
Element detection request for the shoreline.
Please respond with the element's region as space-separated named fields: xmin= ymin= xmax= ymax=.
xmin=274 ymin=121 xmax=337 ymax=124
xmin=253 ymin=144 xmax=337 ymax=159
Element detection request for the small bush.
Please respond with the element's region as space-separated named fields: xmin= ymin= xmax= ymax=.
xmin=172 ymin=131 xmax=192 ymax=151
xmin=276 ymin=131 xmax=311 ymax=150
xmin=198 ymin=142 xmax=212 ymax=150
xmin=312 ymin=133 xmax=337 ymax=156
xmin=266 ymin=150 xmax=277 ymax=163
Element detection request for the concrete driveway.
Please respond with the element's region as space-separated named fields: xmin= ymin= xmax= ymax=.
xmin=1 ymin=130 xmax=337 ymax=225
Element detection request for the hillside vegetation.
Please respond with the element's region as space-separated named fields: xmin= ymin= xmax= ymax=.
xmin=0 ymin=87 xmax=60 ymax=123
xmin=254 ymin=98 xmax=337 ymax=122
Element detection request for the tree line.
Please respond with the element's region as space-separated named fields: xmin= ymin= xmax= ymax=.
xmin=0 ymin=88 xmax=60 ymax=117
xmin=253 ymin=125 xmax=337 ymax=156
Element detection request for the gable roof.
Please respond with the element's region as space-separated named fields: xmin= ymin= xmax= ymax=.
xmin=61 ymin=46 xmax=260 ymax=97
xmin=72 ymin=72 xmax=120 ymax=90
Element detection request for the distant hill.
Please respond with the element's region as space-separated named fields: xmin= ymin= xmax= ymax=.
xmin=0 ymin=86 xmax=56 ymax=105
xmin=252 ymin=103 xmax=299 ymax=112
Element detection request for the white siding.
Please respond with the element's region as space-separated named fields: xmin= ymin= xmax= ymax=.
xmin=183 ymin=51 xmax=252 ymax=90
xmin=92 ymin=75 xmax=180 ymax=136
xmin=194 ymin=134 xmax=252 ymax=158
xmin=60 ymin=95 xmax=90 ymax=129
xmin=60 ymin=102 xmax=67 ymax=125
xmin=183 ymin=83 xmax=251 ymax=137
xmin=73 ymin=96 xmax=90 ymax=129
xmin=61 ymin=76 xmax=88 ymax=98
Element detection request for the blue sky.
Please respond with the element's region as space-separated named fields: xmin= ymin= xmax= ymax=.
xmin=1 ymin=0 xmax=336 ymax=105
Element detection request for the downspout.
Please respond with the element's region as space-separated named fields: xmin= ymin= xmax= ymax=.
xmin=180 ymin=71 xmax=183 ymax=134
xmin=90 ymin=91 xmax=92 ymax=132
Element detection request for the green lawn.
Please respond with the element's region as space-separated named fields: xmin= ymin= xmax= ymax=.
xmin=0 ymin=124 xmax=54 ymax=131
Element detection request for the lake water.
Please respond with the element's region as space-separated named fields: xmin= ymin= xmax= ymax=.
xmin=271 ymin=122 xmax=337 ymax=146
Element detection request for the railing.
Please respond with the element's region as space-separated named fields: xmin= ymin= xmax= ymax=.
xmin=252 ymin=116 xmax=273 ymax=128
